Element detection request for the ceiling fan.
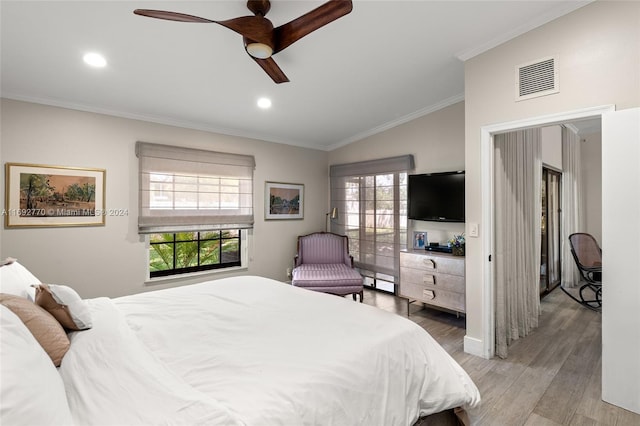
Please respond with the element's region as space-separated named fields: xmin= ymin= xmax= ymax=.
xmin=134 ymin=0 xmax=353 ymax=84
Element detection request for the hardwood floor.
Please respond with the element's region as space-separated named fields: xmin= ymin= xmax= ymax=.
xmin=360 ymin=287 xmax=640 ymax=426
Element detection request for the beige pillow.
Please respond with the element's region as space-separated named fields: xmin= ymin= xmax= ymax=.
xmin=34 ymin=283 xmax=92 ymax=331
xmin=0 ymin=293 xmax=70 ymax=366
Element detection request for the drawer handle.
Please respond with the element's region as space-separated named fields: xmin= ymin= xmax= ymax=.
xmin=423 ymin=274 xmax=436 ymax=285
xmin=423 ymin=259 xmax=436 ymax=269
xmin=422 ymin=289 xmax=435 ymax=300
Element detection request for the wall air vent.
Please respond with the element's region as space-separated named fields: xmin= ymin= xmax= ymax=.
xmin=516 ymin=55 xmax=559 ymax=101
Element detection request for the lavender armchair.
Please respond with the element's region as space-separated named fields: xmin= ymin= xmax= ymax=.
xmin=292 ymin=232 xmax=364 ymax=302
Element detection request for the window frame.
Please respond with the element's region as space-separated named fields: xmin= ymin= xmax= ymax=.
xmin=145 ymin=229 xmax=249 ymax=282
xmin=148 ymin=230 xmax=241 ymax=278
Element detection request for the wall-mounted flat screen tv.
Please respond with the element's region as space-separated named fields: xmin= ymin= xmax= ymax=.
xmin=407 ymin=171 xmax=465 ymax=222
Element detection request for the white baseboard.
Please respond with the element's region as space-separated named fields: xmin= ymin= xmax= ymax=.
xmin=464 ymin=335 xmax=487 ymax=358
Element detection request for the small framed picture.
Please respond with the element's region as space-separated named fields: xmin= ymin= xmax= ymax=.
xmin=413 ymin=231 xmax=427 ymax=249
xmin=265 ymin=181 xmax=304 ymax=220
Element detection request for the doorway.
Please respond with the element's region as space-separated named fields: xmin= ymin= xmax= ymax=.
xmin=474 ymin=104 xmax=614 ymax=360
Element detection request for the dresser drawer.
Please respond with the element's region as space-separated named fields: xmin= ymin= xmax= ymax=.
xmin=400 ymin=280 xmax=465 ymax=312
xmin=400 ymin=267 xmax=465 ymax=293
xmin=400 ymin=252 xmax=465 ymax=276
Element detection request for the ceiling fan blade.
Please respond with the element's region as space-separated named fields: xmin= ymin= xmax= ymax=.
xmin=216 ymin=16 xmax=274 ymax=46
xmin=133 ymin=9 xmax=214 ymax=23
xmin=272 ymin=0 xmax=352 ymax=54
xmin=251 ymin=56 xmax=290 ymax=84
xmin=134 ymin=10 xmax=274 ymax=47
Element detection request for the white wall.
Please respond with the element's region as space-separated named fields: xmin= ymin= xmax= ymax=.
xmin=581 ymin=131 xmax=602 ymax=243
xmin=541 ymin=125 xmax=562 ymax=170
xmin=540 ymin=124 xmax=603 ymax=247
xmin=464 ymin=0 xmax=639 ymax=412
xmin=0 ymin=99 xmax=328 ymax=298
xmin=328 ymin=101 xmax=466 ymax=242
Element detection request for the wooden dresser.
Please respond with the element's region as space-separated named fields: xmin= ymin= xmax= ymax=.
xmin=399 ymin=249 xmax=465 ymax=315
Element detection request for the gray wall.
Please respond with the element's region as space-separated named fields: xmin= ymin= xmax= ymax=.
xmin=464 ymin=0 xmax=639 ymax=412
xmin=0 ymin=99 xmax=328 ymax=298
xmin=581 ymin=131 xmax=602 ymax=244
xmin=329 ymin=101 xmax=467 ymax=243
xmin=464 ymin=0 xmax=639 ymax=349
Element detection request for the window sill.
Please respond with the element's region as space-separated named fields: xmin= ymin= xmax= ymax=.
xmin=144 ymin=265 xmax=248 ymax=286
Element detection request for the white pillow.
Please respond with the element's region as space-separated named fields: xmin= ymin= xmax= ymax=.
xmin=0 ymin=305 xmax=74 ymax=425
xmin=35 ymin=284 xmax=93 ymax=330
xmin=0 ymin=259 xmax=40 ymax=301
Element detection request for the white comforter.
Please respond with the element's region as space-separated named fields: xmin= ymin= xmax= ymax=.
xmin=60 ymin=276 xmax=480 ymax=426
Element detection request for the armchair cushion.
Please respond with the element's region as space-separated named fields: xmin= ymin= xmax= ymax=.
xmin=292 ymin=264 xmax=363 ymax=295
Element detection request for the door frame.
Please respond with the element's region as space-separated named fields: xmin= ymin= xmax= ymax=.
xmin=477 ymin=104 xmax=614 ymax=359
xmin=541 ymin=166 xmax=562 ymax=295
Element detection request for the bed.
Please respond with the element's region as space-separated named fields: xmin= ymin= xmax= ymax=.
xmin=1 ymin=261 xmax=480 ymax=426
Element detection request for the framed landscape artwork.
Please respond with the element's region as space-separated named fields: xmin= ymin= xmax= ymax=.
xmin=265 ymin=181 xmax=304 ymax=220
xmin=4 ymin=163 xmax=106 ymax=228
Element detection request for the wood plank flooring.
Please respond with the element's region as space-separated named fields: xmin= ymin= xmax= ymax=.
xmin=360 ymin=288 xmax=640 ymax=426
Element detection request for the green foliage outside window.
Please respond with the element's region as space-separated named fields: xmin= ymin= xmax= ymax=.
xmin=149 ymin=230 xmax=240 ymax=277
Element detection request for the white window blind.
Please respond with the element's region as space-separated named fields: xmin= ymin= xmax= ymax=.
xmin=136 ymin=142 xmax=255 ymax=234
xmin=330 ymin=155 xmax=414 ymax=283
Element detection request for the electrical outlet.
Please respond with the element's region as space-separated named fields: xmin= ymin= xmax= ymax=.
xmin=469 ymin=222 xmax=479 ymax=237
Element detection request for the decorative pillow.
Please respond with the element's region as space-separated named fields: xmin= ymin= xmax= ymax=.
xmin=0 ymin=293 xmax=70 ymax=366
xmin=35 ymin=283 xmax=92 ymax=331
xmin=1 ymin=257 xmax=16 ymax=266
xmin=0 ymin=259 xmax=40 ymax=301
xmin=0 ymin=305 xmax=74 ymax=425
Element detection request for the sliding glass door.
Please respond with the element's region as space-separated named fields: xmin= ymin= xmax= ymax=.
xmin=343 ymin=172 xmax=407 ymax=293
xmin=330 ymin=156 xmax=413 ymax=295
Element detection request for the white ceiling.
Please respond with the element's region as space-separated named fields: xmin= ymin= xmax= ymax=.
xmin=1 ymin=1 xmax=592 ymax=150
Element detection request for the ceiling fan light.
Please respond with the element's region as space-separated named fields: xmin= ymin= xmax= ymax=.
xmin=246 ymin=43 xmax=273 ymax=59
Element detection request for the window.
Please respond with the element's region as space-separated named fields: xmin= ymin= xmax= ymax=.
xmin=330 ymin=155 xmax=414 ymax=294
xmin=136 ymin=142 xmax=255 ymax=278
xmin=149 ymin=230 xmax=241 ymax=277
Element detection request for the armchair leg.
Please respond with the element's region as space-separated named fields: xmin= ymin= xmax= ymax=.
xmin=352 ymin=293 xmax=356 ymax=301
xmin=358 ymin=290 xmax=363 ymax=303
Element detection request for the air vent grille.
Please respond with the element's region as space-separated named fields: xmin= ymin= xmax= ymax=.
xmin=516 ymin=56 xmax=559 ymax=101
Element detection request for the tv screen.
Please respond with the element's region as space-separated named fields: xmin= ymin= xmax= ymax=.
xmin=407 ymin=171 xmax=465 ymax=222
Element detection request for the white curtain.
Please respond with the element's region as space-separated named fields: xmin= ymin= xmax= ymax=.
xmin=561 ymin=127 xmax=584 ymax=288
xmin=494 ymin=129 xmax=542 ymax=359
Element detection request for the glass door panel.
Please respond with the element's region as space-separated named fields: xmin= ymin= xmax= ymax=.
xmin=540 ymin=167 xmax=562 ymax=295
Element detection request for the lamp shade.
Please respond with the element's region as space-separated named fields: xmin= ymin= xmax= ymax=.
xmin=325 ymin=207 xmax=338 ymax=232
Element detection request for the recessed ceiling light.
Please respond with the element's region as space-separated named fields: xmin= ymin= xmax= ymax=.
xmin=257 ymin=97 xmax=272 ymax=109
xmin=83 ymin=52 xmax=107 ymax=68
